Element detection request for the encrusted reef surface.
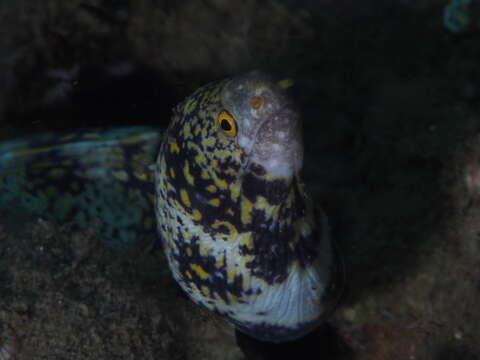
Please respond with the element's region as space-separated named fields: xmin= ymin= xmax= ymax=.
xmin=1 ymin=1 xmax=480 ymax=359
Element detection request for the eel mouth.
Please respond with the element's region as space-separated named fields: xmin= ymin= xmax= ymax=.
xmin=249 ymin=102 xmax=303 ymax=179
xmin=222 ymin=72 xmax=303 ymax=180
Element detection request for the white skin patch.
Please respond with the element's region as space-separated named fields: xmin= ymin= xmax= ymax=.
xmin=237 ymin=260 xmax=330 ymax=326
xmin=238 ymin=135 xmax=253 ymax=152
xmin=254 ymin=155 xmax=295 ymax=178
xmin=271 ymin=143 xmax=281 ymax=152
xmin=254 ymin=88 xmax=264 ymax=96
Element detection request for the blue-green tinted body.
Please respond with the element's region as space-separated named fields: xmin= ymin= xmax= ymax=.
xmin=0 ymin=127 xmax=163 ymax=249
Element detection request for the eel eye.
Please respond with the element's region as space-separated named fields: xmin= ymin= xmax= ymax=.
xmin=217 ymin=111 xmax=237 ymax=136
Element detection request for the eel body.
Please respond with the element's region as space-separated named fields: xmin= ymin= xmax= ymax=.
xmin=0 ymin=72 xmax=337 ymax=342
xmin=155 ymin=73 xmax=335 ymax=341
xmin=0 ymin=127 xmax=161 ymax=248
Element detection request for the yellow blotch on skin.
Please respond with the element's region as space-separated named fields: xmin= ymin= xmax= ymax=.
xmin=169 ymin=142 xmax=180 ymax=153
xmin=211 ymin=220 xmax=237 ymax=236
xmin=61 ymin=133 xmax=76 ymax=142
xmin=201 ymin=169 xmax=210 ymax=179
xmin=224 ymin=168 xmax=237 ymax=177
xmin=183 ymin=161 xmax=195 ymax=185
xmin=227 ymin=292 xmax=239 ymax=304
xmin=134 ymin=171 xmax=147 ymax=181
xmin=241 ymin=198 xmax=253 ymax=224
xmin=202 ymin=137 xmax=216 ymax=148
xmin=255 ymin=196 xmax=272 ymax=211
xmin=193 ymin=124 xmax=202 ymax=136
xmin=113 ymin=170 xmax=129 ymax=182
xmin=169 ymin=167 xmax=176 ymax=179
xmin=191 ymin=264 xmax=209 ymax=279
xmin=199 ymin=247 xmax=211 ymax=256
xmin=227 ymin=208 xmax=234 ymax=216
xmin=277 ymin=78 xmax=294 ymax=89
xmin=229 ymin=182 xmax=240 ymax=201
xmin=122 ymin=133 xmax=153 ymax=144
xmin=195 ymin=152 xmax=207 ymax=165
xmin=209 ymin=198 xmax=220 ymax=207
xmin=181 ymin=229 xmax=193 ymax=242
xmin=180 ymin=189 xmax=191 ymax=207
xmin=184 ymin=99 xmax=197 ymax=114
xmin=202 ymin=286 xmax=211 ymax=298
xmin=215 ymin=150 xmax=231 ymax=159
xmin=215 ymin=177 xmax=228 ymax=190
xmin=186 ymin=247 xmax=193 ymax=256
xmin=192 ymin=209 xmax=202 ymax=221
xmin=187 ymin=142 xmax=206 ymax=165
xmin=227 ymin=268 xmax=237 ymax=284
xmin=207 ymin=184 xmax=217 ymax=193
xmin=238 ymin=232 xmax=253 ymax=250
xmin=182 ymin=123 xmax=192 ymax=138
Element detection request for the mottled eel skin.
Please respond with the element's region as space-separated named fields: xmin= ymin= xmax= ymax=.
xmin=0 ymin=127 xmax=162 ymax=248
xmin=0 ymin=72 xmax=337 ymax=342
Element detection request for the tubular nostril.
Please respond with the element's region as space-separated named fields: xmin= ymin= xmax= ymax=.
xmin=250 ymin=96 xmax=264 ymax=110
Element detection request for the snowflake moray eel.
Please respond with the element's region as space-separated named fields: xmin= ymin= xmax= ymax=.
xmin=0 ymin=72 xmax=339 ymax=342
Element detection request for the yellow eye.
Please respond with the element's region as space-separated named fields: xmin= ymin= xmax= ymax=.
xmin=217 ymin=111 xmax=237 ymax=136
